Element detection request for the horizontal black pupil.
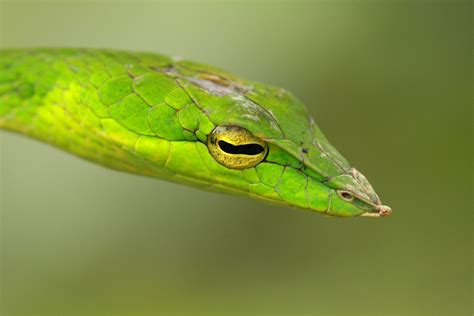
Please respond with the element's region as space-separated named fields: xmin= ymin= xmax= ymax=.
xmin=218 ymin=140 xmax=264 ymax=155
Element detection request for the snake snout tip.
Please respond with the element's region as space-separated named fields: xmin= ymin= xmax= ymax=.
xmin=377 ymin=205 xmax=392 ymax=216
xmin=361 ymin=205 xmax=392 ymax=217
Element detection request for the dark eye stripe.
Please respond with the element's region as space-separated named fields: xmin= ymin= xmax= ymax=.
xmin=218 ymin=140 xmax=265 ymax=155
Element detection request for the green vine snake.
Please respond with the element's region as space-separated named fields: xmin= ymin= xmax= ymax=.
xmin=0 ymin=48 xmax=391 ymax=217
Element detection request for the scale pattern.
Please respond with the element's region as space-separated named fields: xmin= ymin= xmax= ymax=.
xmin=0 ymin=48 xmax=385 ymax=216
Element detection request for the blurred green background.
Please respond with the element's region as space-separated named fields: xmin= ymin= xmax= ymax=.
xmin=0 ymin=1 xmax=471 ymax=315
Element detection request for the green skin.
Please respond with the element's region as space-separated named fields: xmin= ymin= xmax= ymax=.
xmin=0 ymin=48 xmax=391 ymax=217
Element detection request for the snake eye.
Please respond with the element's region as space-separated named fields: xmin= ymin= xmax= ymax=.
xmin=207 ymin=126 xmax=268 ymax=169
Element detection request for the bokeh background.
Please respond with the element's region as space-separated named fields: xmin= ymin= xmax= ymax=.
xmin=0 ymin=1 xmax=471 ymax=315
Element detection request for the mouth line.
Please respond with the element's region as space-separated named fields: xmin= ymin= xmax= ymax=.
xmin=360 ymin=205 xmax=392 ymax=217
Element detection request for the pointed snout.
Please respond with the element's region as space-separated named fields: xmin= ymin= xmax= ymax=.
xmin=361 ymin=204 xmax=392 ymax=217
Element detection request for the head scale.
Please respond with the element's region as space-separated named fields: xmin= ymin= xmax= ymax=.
xmin=171 ymin=60 xmax=391 ymax=217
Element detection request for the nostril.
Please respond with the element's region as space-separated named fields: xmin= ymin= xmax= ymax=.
xmin=338 ymin=191 xmax=354 ymax=201
xmin=342 ymin=192 xmax=351 ymax=199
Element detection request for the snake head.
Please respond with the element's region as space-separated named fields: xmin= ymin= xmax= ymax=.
xmin=174 ymin=60 xmax=391 ymax=217
xmin=0 ymin=49 xmax=389 ymax=217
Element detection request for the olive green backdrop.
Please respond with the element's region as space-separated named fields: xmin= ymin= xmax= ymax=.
xmin=0 ymin=1 xmax=471 ymax=316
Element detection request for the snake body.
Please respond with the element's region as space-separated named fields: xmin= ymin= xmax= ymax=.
xmin=0 ymin=48 xmax=391 ymax=217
